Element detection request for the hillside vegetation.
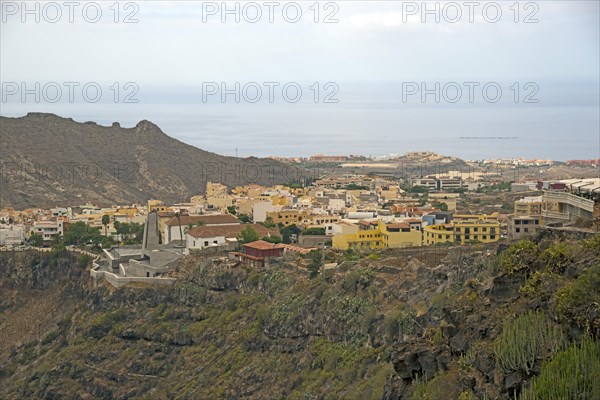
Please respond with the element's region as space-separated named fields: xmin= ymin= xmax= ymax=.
xmin=0 ymin=230 xmax=599 ymax=399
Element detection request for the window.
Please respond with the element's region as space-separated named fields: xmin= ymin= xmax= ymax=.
xmin=524 ymin=228 xmax=529 ymax=232
xmin=490 ymin=235 xmax=495 ymax=239
xmin=482 ymin=235 xmax=487 ymax=240
xmin=204 ymin=241 xmax=209 ymax=246
xmin=474 ymin=227 xmax=478 ymax=232
xmin=516 ymin=228 xmax=520 ymax=233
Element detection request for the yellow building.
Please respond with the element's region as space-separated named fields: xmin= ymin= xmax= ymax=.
xmin=423 ymin=224 xmax=454 ymax=245
xmin=453 ymin=219 xmax=500 ymax=244
xmin=236 ymin=198 xmax=262 ymax=215
xmin=514 ymin=196 xmax=543 ymax=216
xmin=206 ymin=182 xmax=228 ymax=197
xmin=453 ymin=212 xmax=499 ymax=221
xmin=424 ymin=218 xmax=500 ymax=245
xmin=271 ymin=194 xmax=293 ymax=206
xmin=206 ymin=195 xmax=234 ymax=212
xmin=116 ymin=206 xmax=138 ymax=218
xmin=147 ymin=199 xmax=167 ymax=213
xmin=378 ymin=185 xmax=400 ymax=201
xmin=333 ymin=221 xmax=422 ymax=250
xmin=266 ymin=209 xmax=310 ymax=226
xmin=302 ymin=214 xmax=341 ymax=228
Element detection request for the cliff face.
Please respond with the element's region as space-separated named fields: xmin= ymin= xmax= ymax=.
xmin=0 ymin=250 xmax=89 ymax=362
xmin=0 ymin=113 xmax=299 ymax=208
xmin=0 ymin=233 xmax=598 ymax=399
xmin=0 ymin=250 xmax=87 ymax=290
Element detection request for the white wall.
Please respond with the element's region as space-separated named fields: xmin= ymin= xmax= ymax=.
xmin=252 ymin=202 xmax=280 ymax=223
xmin=186 ymin=234 xmax=226 ymax=249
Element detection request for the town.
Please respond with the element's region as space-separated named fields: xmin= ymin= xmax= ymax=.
xmin=1 ymin=152 xmax=599 ymax=288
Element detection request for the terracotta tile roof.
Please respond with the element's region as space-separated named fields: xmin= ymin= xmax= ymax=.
xmin=404 ymin=218 xmax=422 ymax=223
xmin=166 ymin=214 xmax=240 ymax=227
xmin=386 ymin=223 xmax=410 ymax=229
xmin=186 ymin=223 xmax=275 ymax=239
xmin=243 ymin=240 xmax=286 ymax=250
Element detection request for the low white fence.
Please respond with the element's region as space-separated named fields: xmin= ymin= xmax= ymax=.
xmin=90 ymin=268 xmax=176 ymax=288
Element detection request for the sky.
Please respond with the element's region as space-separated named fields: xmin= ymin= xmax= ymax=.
xmin=1 ymin=1 xmax=599 ymax=160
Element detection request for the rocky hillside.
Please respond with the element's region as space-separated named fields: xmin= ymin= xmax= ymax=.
xmin=0 ymin=113 xmax=299 ymax=209
xmin=0 ymin=231 xmax=599 ymax=399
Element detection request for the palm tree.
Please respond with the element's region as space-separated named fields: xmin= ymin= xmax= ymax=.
xmin=101 ymin=215 xmax=110 ymax=236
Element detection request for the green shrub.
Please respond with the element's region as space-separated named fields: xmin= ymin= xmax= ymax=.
xmin=384 ymin=309 xmax=417 ymax=342
xmin=540 ymin=242 xmax=573 ymax=274
xmin=343 ymin=248 xmax=360 ymax=261
xmin=556 ymin=264 xmax=600 ymax=336
xmin=341 ymin=267 xmax=375 ymax=292
xmin=500 ymin=240 xmax=540 ymax=274
xmin=582 ymin=234 xmax=600 ymax=251
xmin=494 ymin=310 xmax=566 ymax=374
xmin=520 ymin=337 xmax=600 ymax=400
xmin=411 ymin=370 xmax=463 ymax=400
xmin=77 ymin=254 xmax=92 ymax=268
xmin=520 ymin=271 xmax=562 ymax=299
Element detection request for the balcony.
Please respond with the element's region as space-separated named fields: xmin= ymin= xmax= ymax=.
xmin=544 ymin=191 xmax=595 ymax=212
xmin=542 ymin=210 xmax=570 ymax=220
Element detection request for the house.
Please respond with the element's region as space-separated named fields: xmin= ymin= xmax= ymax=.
xmin=403 ymin=218 xmax=423 ymax=231
xmin=302 ymin=213 xmax=340 ymax=229
xmin=508 ymin=215 xmax=541 ymax=240
xmin=185 ymin=223 xmax=276 ymax=252
xmin=266 ymin=209 xmax=310 ymax=226
xmin=332 ymin=220 xmax=422 ymax=250
xmin=330 ymin=221 xmax=359 ymax=236
xmin=423 ymin=218 xmax=500 ymax=245
xmin=514 ymin=196 xmax=543 ymax=216
xmin=147 ymin=199 xmax=168 ymax=213
xmin=541 ymin=179 xmax=599 ymax=225
xmin=423 ymin=224 xmax=454 ymax=245
xmin=163 ymin=214 xmax=241 ymax=243
xmin=230 ymin=240 xmax=286 ymax=267
xmin=252 ymin=202 xmax=281 ymax=223
xmin=32 ymin=219 xmax=64 ymax=243
xmin=0 ymin=225 xmax=25 ymax=246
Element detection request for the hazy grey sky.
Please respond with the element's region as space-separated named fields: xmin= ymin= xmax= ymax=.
xmin=2 ymin=1 xmax=599 ymax=82
xmin=1 ymin=1 xmax=599 ymax=160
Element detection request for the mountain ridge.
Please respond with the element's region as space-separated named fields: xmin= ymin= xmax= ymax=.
xmin=0 ymin=113 xmax=300 ymax=209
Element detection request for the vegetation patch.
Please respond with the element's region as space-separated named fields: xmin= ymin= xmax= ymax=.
xmin=494 ymin=310 xmax=566 ymax=375
xmin=520 ymin=337 xmax=600 ymax=400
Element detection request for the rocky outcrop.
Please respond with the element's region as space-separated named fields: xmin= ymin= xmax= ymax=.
xmin=0 ymin=250 xmax=87 ymax=292
xmin=388 ymin=341 xmax=449 ymax=381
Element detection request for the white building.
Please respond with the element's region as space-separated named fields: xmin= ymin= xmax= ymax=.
xmin=32 ymin=220 xmax=64 ymax=242
xmin=328 ymin=198 xmax=346 ymax=211
xmin=252 ymin=202 xmax=281 ymax=223
xmin=163 ymin=214 xmax=241 ymax=243
xmin=0 ymin=225 xmax=26 ymax=246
